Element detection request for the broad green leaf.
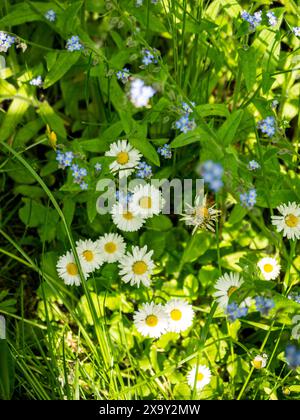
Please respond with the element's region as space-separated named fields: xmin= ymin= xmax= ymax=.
xmin=195 ymin=104 xmax=229 ymax=118
xmin=43 ymin=51 xmax=81 ymax=88
xmin=0 ymin=340 xmax=14 ymax=400
xmin=0 ymin=86 xmax=30 ymax=141
xmin=37 ymin=101 xmax=66 ymax=138
xmin=217 ymin=110 xmax=244 ymax=146
xmin=0 ymin=2 xmax=58 ymax=26
xmin=129 ymin=137 xmax=160 ymax=166
xmin=239 ymin=47 xmax=257 ymax=92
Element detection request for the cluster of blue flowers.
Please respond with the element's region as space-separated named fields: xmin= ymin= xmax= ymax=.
xmin=292 ymin=27 xmax=300 ymax=37
xmin=157 ymin=144 xmax=172 ymax=159
xmin=255 ymin=296 xmax=275 ymax=316
xmin=136 ymin=161 xmax=152 ymax=179
xmin=226 ymin=302 xmax=248 ymax=322
xmin=136 ymin=0 xmax=159 ymax=6
xmin=0 ymin=31 xmax=15 ymax=53
xmin=66 ymin=36 xmax=83 ymax=52
xmin=285 ymin=344 xmax=300 ymax=369
xmin=175 ymin=101 xmax=196 ymax=133
xmin=241 ymin=10 xmax=262 ymax=30
xmin=288 ymin=292 xmax=300 ymax=304
xmin=248 ymin=160 xmax=260 ymax=171
xmin=257 ymin=116 xmax=276 ymax=137
xmin=45 ymin=10 xmax=56 ymax=22
xmin=29 ymin=75 xmax=43 ymax=87
xmin=116 ymin=68 xmax=130 ymax=84
xmin=266 ymin=11 xmax=277 ymax=26
xmin=200 ymin=160 xmax=224 ymax=193
xmin=141 ymin=49 xmax=158 ymax=66
xmin=116 ymin=190 xmax=132 ymax=204
xmin=240 ymin=188 xmax=257 ymax=209
xmin=56 ymin=151 xmax=88 ymax=190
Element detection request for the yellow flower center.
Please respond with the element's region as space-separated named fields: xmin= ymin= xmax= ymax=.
xmin=66 ymin=262 xmax=78 ymax=276
xmin=263 ymin=263 xmax=273 ymax=273
xmin=227 ymin=286 xmax=238 ymax=297
xmin=252 ymin=359 xmax=263 ymax=369
xmin=285 ymin=214 xmax=299 ymax=228
xmin=104 ymin=242 xmax=117 ymax=254
xmin=195 ymin=206 xmax=209 ymax=218
xmin=146 ymin=315 xmax=158 ymax=327
xmin=170 ymin=309 xmax=182 ymax=321
xmin=197 ymin=372 xmax=204 ymax=381
xmin=83 ymin=250 xmax=94 ymax=262
xmin=123 ymin=211 xmax=134 ymax=220
xmin=116 ymin=151 xmax=129 ymax=165
xmin=132 ymin=260 xmax=148 ymax=275
xmin=139 ymin=196 xmax=152 ymax=209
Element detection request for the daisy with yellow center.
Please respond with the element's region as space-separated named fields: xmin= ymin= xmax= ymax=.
xmin=164 ymin=299 xmax=194 ymax=333
xmin=187 ymin=365 xmax=212 ymax=390
xmin=213 ymin=272 xmax=243 ymax=308
xmin=111 ymin=202 xmax=145 ymax=232
xmin=133 ymin=302 xmax=168 ymax=338
xmin=257 ymin=257 xmax=280 ymax=281
xmin=271 ymin=202 xmax=300 ymax=240
xmin=118 ymin=245 xmax=154 ymax=287
xmin=180 ymin=194 xmax=221 ymax=234
xmin=129 ymin=184 xmax=164 ymax=219
xmin=56 ymin=251 xmax=88 ymax=286
xmin=252 ymin=354 xmax=268 ymax=369
xmin=76 ymin=239 xmax=104 ymax=274
xmin=105 ymin=140 xmax=141 ymax=178
xmin=97 ymin=233 xmax=126 ymax=263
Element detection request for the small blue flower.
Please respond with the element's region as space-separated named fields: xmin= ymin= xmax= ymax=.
xmin=80 ymin=181 xmax=88 ymax=190
xmin=182 ymin=101 xmax=195 ymax=114
xmin=226 ymin=302 xmax=248 ymax=322
xmin=200 ymin=161 xmax=224 ymax=193
xmin=141 ymin=49 xmax=158 ymax=66
xmin=95 ymin=163 xmax=102 ymax=171
xmin=285 ymin=344 xmax=300 ymax=369
xmin=255 ymin=296 xmax=275 ymax=316
xmin=240 ymin=188 xmax=257 ymax=209
xmin=66 ymin=36 xmax=83 ymax=52
xmin=292 ymin=27 xmax=300 ymax=37
xmin=287 ymin=292 xmax=300 ymax=304
xmin=56 ymin=151 xmax=74 ymax=168
xmin=157 ymin=144 xmax=172 ymax=159
xmin=116 ymin=68 xmax=130 ymax=84
xmin=29 ymin=75 xmax=43 ymax=87
xmin=248 ymin=160 xmax=260 ymax=171
xmin=266 ymin=11 xmax=277 ymax=27
xmin=175 ymin=114 xmax=196 ymax=133
xmin=136 ymin=161 xmax=152 ymax=179
xmin=241 ymin=10 xmax=262 ymax=30
xmin=257 ymin=116 xmax=276 ymax=137
xmin=45 ymin=10 xmax=56 ymax=22
xmin=0 ymin=31 xmax=15 ymax=53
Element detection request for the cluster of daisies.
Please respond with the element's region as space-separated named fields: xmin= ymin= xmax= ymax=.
xmin=57 ymin=234 xmax=154 ymax=287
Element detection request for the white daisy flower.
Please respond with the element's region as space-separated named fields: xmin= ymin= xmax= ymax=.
xmin=105 ymin=140 xmax=141 ymax=178
xmin=257 ymin=257 xmax=280 ymax=281
xmin=97 ymin=233 xmax=126 ymax=263
xmin=271 ymin=202 xmax=300 ymax=240
xmin=76 ymin=239 xmax=103 ymax=273
xmin=252 ymin=354 xmax=268 ymax=369
xmin=213 ymin=272 xmax=243 ymax=308
xmin=164 ymin=299 xmax=194 ymax=333
xmin=129 ymin=184 xmax=164 ymax=219
xmin=187 ymin=365 xmax=212 ymax=390
xmin=133 ymin=302 xmax=168 ymax=338
xmin=119 ymin=245 xmax=154 ymax=287
xmin=56 ymin=251 xmax=87 ymax=286
xmin=111 ymin=202 xmax=145 ymax=232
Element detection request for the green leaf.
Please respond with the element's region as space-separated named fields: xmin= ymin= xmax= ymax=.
xmin=0 ymin=86 xmax=30 ymax=141
xmin=58 ymin=1 xmax=83 ymax=35
xmin=195 ymin=104 xmax=230 ymax=118
xmin=145 ymin=215 xmax=173 ymax=231
xmin=14 ymin=185 xmax=46 ymax=198
xmin=0 ymin=2 xmax=58 ymax=26
xmin=37 ymin=101 xmax=66 ymax=138
xmin=0 ymin=340 xmax=15 ymax=400
xmin=182 ymin=232 xmax=211 ymax=263
xmin=238 ymin=47 xmax=257 ymax=92
xmin=43 ymin=51 xmax=81 ymax=88
xmin=217 ymin=110 xmax=244 ymax=146
xmin=129 ymin=137 xmax=160 ymax=166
